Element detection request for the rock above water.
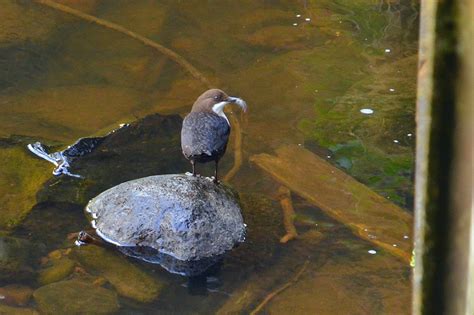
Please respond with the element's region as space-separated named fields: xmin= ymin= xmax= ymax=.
xmin=33 ymin=279 xmax=119 ymax=315
xmin=87 ymin=174 xmax=246 ymax=263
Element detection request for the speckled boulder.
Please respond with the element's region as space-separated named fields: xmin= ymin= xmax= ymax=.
xmin=86 ymin=174 xmax=246 ymax=264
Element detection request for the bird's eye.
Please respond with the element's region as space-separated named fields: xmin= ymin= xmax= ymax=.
xmin=213 ymin=95 xmax=219 ymax=101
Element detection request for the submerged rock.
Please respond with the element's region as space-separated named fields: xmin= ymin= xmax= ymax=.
xmin=71 ymin=246 xmax=163 ymax=303
xmin=0 ymin=284 xmax=33 ymax=306
xmin=0 ymin=304 xmax=38 ymax=315
xmin=0 ymin=236 xmax=41 ymax=282
xmin=85 ymin=174 xmax=246 ymax=275
xmin=38 ymin=257 xmax=75 ymax=286
xmin=34 ymin=113 xmax=186 ymax=205
xmin=33 ymin=279 xmax=119 ymax=314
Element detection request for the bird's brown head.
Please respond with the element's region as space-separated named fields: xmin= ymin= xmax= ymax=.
xmin=191 ymin=89 xmax=247 ymax=116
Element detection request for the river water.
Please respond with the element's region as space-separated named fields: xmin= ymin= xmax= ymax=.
xmin=0 ymin=1 xmax=418 ymax=314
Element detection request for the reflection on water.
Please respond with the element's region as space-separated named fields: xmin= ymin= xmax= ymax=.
xmin=0 ymin=0 xmax=418 ymax=314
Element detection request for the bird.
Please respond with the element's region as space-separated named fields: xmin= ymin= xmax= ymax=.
xmin=181 ymin=89 xmax=247 ymax=183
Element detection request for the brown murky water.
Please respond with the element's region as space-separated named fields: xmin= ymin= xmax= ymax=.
xmin=0 ymin=0 xmax=418 ymax=314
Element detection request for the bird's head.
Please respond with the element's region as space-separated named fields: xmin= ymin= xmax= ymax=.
xmin=191 ymin=89 xmax=247 ymax=117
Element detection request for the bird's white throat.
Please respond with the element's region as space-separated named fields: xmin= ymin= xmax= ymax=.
xmin=212 ymin=101 xmax=230 ymax=125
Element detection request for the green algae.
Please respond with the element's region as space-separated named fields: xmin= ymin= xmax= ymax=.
xmin=311 ymin=0 xmax=419 ymax=50
xmin=298 ymin=55 xmax=417 ymax=207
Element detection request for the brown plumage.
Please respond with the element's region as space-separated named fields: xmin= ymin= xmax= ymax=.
xmin=181 ymin=89 xmax=247 ymax=183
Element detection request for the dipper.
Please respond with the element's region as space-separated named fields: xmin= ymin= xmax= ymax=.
xmin=181 ymin=89 xmax=247 ymax=183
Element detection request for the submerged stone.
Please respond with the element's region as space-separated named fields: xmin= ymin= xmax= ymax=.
xmin=86 ymin=174 xmax=246 ymax=275
xmin=33 ymin=279 xmax=119 ymax=314
xmin=0 ymin=236 xmax=40 ymax=282
xmin=38 ymin=257 xmax=75 ymax=286
xmin=71 ymin=246 xmax=163 ymax=303
xmin=0 ymin=284 xmax=33 ymax=306
xmin=0 ymin=304 xmax=38 ymax=315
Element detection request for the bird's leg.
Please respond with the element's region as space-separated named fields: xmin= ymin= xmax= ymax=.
xmin=191 ymin=160 xmax=196 ymax=176
xmin=213 ymin=160 xmax=219 ymax=184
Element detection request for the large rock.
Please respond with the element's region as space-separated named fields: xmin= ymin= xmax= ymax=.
xmin=86 ymin=174 xmax=246 ymax=274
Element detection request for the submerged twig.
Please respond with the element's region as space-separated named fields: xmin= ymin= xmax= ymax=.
xmin=276 ymin=186 xmax=298 ymax=243
xmin=34 ymin=0 xmax=245 ymax=182
xmin=249 ymin=260 xmax=310 ymax=315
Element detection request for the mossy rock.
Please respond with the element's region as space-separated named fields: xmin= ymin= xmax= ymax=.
xmin=71 ymin=246 xmax=164 ymax=303
xmin=33 ymin=279 xmax=119 ymax=314
xmin=38 ymin=257 xmax=75 ymax=286
xmin=0 ymin=145 xmax=51 ymax=232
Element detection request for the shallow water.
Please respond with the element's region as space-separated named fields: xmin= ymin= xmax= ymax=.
xmin=0 ymin=0 xmax=418 ymax=314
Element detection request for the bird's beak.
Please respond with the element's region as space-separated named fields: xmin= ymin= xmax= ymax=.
xmin=226 ymin=96 xmax=248 ymax=112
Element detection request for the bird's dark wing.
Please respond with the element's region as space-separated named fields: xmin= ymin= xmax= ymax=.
xmin=181 ymin=112 xmax=230 ymax=160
